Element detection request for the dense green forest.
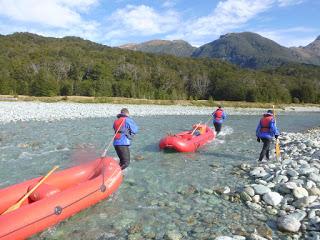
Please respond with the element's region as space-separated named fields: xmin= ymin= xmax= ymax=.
xmin=0 ymin=33 xmax=319 ymax=103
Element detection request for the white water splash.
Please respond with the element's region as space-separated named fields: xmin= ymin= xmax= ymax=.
xmin=218 ymin=125 xmax=234 ymax=137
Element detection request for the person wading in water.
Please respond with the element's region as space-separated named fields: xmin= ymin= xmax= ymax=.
xmin=212 ymin=105 xmax=227 ymax=135
xmin=113 ymin=108 xmax=138 ymax=170
xmin=256 ymin=110 xmax=280 ymax=162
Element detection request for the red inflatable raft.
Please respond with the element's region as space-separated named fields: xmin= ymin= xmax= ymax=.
xmin=0 ymin=157 xmax=122 ymax=240
xmin=159 ymin=124 xmax=215 ymax=152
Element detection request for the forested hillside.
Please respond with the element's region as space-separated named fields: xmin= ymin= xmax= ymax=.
xmin=192 ymin=32 xmax=320 ymax=69
xmin=0 ymin=33 xmax=319 ymax=103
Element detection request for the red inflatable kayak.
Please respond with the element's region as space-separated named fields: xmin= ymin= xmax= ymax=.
xmin=0 ymin=157 xmax=122 ymax=240
xmin=159 ymin=124 xmax=215 ymax=152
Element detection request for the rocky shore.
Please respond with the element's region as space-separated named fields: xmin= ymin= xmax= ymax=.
xmin=216 ymin=128 xmax=320 ymax=239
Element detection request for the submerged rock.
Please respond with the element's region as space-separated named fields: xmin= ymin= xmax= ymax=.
xmin=244 ymin=187 xmax=255 ymax=197
xmin=246 ymin=202 xmax=262 ymax=211
xmin=215 ymin=237 xmax=234 ymax=240
xmin=248 ymin=233 xmax=268 ymax=240
xmin=134 ymin=155 xmax=145 ymax=161
xmin=252 ymin=185 xmax=271 ymax=195
xmin=164 ymin=230 xmax=182 ymax=240
xmin=240 ymin=191 xmax=252 ymax=202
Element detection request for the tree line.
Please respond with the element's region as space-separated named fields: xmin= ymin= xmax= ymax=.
xmin=0 ymin=33 xmax=319 ymax=103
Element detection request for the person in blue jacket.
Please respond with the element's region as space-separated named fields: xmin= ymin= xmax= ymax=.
xmin=256 ymin=110 xmax=280 ymax=162
xmin=212 ymin=105 xmax=227 ymax=135
xmin=113 ymin=108 xmax=138 ymax=170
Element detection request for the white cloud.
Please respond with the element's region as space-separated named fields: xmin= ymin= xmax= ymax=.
xmin=277 ymin=0 xmax=304 ymax=7
xmin=0 ymin=0 xmax=310 ymax=47
xmin=0 ymin=0 xmax=98 ymax=28
xmin=166 ymin=0 xmax=275 ymax=45
xmin=162 ymin=0 xmax=177 ymax=8
xmin=165 ymin=0 xmax=308 ymax=46
xmin=256 ymin=27 xmax=318 ymax=47
xmin=104 ymin=5 xmax=180 ymax=41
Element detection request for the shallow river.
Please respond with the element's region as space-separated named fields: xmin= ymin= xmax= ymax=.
xmin=0 ymin=113 xmax=319 ymax=239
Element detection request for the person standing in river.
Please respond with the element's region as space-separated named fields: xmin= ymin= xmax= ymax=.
xmin=256 ymin=110 xmax=280 ymax=162
xmin=212 ymin=105 xmax=227 ymax=135
xmin=113 ymin=108 xmax=138 ymax=170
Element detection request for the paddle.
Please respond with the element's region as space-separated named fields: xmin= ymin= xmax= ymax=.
xmin=273 ymin=105 xmax=281 ymax=160
xmin=205 ymin=116 xmax=213 ymax=125
xmin=191 ymin=122 xmax=202 ymax=135
xmin=101 ymin=117 xmax=126 ymax=158
xmin=2 ymin=165 xmax=59 ymax=215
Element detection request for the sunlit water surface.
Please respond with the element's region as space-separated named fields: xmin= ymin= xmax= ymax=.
xmin=0 ymin=113 xmax=319 ymax=239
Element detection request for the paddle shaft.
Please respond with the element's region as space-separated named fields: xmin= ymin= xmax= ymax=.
xmin=272 ymin=105 xmax=277 ymax=124
xmin=273 ymin=105 xmax=281 ymax=159
xmin=101 ymin=118 xmax=126 ymax=158
xmin=2 ymin=165 xmax=59 ymax=215
xmin=205 ymin=116 xmax=213 ymax=125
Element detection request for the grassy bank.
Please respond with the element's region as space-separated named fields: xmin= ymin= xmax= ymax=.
xmin=1 ymin=95 xmax=319 ymax=109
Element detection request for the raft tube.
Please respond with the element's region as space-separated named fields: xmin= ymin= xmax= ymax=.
xmin=159 ymin=124 xmax=215 ymax=152
xmin=0 ymin=157 xmax=122 ymax=240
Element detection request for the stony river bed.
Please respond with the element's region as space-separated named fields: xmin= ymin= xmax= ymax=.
xmin=0 ymin=105 xmax=319 ymax=239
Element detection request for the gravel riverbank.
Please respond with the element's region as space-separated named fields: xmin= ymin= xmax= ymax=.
xmin=216 ymin=128 xmax=320 ymax=239
xmin=1 ymin=102 xmax=319 ymax=123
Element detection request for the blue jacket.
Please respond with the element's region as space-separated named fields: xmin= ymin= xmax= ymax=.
xmin=256 ymin=114 xmax=280 ymax=139
xmin=113 ymin=114 xmax=138 ymax=146
xmin=212 ymin=109 xmax=226 ymax=124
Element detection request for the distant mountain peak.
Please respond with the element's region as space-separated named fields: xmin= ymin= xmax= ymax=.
xmin=118 ymin=39 xmax=196 ymax=57
xmin=192 ymin=31 xmax=320 ymax=68
xmin=303 ymin=35 xmax=320 ymax=56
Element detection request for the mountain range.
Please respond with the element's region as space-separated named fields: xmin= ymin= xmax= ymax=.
xmin=0 ymin=32 xmax=319 ymax=103
xmin=119 ymin=39 xmax=196 ymax=57
xmin=119 ymin=32 xmax=320 ymax=69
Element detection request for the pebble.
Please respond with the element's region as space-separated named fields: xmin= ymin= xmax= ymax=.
xmin=293 ymin=187 xmax=309 ymax=199
xmin=252 ymin=185 xmax=271 ymax=195
xmin=246 ymin=202 xmax=262 ymax=211
xmin=252 ymin=195 xmax=261 ymax=203
xmin=164 ymin=230 xmax=182 ymax=240
xmin=277 ymin=215 xmax=301 ymax=232
xmin=309 ymin=187 xmax=320 ymax=196
xmin=240 ymin=192 xmax=252 ymax=202
xmin=263 ymin=192 xmax=283 ymax=206
xmin=288 ymin=210 xmax=307 ymax=221
xmin=244 ymin=187 xmax=255 ymax=197
xmin=309 ymin=173 xmax=320 ymax=183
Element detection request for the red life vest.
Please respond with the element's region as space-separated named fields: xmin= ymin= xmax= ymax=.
xmin=214 ymin=109 xmax=223 ymax=120
xmin=113 ymin=117 xmax=126 ymax=139
xmin=260 ymin=115 xmax=273 ymax=132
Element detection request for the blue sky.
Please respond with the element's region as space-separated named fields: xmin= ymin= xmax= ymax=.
xmin=0 ymin=0 xmax=319 ymax=47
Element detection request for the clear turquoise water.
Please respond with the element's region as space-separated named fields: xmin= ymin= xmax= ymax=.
xmin=0 ymin=113 xmax=319 ymax=239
